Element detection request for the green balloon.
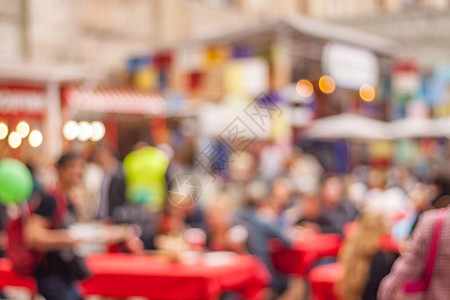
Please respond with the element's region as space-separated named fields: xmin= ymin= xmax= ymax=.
xmin=0 ymin=158 xmax=33 ymax=205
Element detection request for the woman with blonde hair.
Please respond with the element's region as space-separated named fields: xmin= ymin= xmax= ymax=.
xmin=337 ymin=211 xmax=398 ymax=300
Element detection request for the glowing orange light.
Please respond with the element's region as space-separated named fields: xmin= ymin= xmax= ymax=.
xmin=318 ymin=75 xmax=336 ymax=94
xmin=360 ymin=84 xmax=376 ymax=102
xmin=296 ymin=79 xmax=314 ymax=98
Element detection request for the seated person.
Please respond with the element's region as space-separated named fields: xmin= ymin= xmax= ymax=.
xmin=364 ymin=169 xmax=412 ymax=219
xmin=184 ymin=205 xmax=206 ymax=230
xmin=205 ymin=192 xmax=233 ymax=251
xmin=204 ymin=192 xmax=248 ymax=253
xmin=269 ymin=177 xmax=293 ymax=223
xmin=295 ymin=193 xmax=335 ymax=233
xmin=337 ymin=211 xmax=398 ymax=300
xmin=153 ymin=202 xmax=206 ymax=261
xmin=234 ymin=179 xmax=291 ymax=297
xmin=320 ymin=174 xmax=359 ymax=235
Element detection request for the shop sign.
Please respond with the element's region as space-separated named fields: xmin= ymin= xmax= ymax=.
xmin=322 ymin=42 xmax=379 ymax=90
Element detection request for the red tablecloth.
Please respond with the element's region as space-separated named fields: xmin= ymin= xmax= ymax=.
xmin=0 ymin=259 xmax=36 ymax=292
xmin=271 ymin=233 xmax=342 ymax=276
xmin=309 ymin=263 xmax=342 ymax=300
xmin=82 ymin=253 xmax=269 ymax=299
xmin=0 ymin=254 xmax=269 ymax=300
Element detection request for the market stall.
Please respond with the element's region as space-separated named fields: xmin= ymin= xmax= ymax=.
xmin=0 ymin=85 xmax=46 ymax=159
xmin=62 ymin=87 xmax=166 ymax=157
xmin=0 ymin=62 xmax=105 ymax=160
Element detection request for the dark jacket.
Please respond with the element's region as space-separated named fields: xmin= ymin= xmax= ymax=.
xmin=107 ymin=164 xmax=127 ymax=220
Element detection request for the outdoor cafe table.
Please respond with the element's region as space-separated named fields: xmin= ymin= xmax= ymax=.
xmin=309 ymin=262 xmax=343 ymax=300
xmin=0 ymin=253 xmax=270 ymax=300
xmin=271 ymin=233 xmax=343 ymax=276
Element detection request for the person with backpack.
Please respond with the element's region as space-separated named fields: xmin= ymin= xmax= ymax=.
xmin=21 ymin=152 xmax=91 ymax=300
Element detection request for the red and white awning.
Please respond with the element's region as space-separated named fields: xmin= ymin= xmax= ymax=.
xmin=65 ymin=87 xmax=166 ymax=115
xmin=0 ymin=87 xmax=46 ymax=117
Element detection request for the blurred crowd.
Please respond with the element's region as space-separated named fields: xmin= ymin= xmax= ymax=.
xmin=1 ymin=140 xmax=450 ymax=300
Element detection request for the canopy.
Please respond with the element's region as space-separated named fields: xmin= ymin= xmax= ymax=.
xmin=0 ymin=87 xmax=46 ymax=118
xmin=435 ymin=118 xmax=450 ymax=138
xmin=302 ymin=113 xmax=390 ymax=141
xmin=390 ymin=118 xmax=447 ymax=139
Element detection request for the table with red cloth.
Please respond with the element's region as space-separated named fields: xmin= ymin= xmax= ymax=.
xmin=0 ymin=259 xmax=36 ymax=292
xmin=0 ymin=253 xmax=270 ymax=300
xmin=309 ymin=262 xmax=342 ymax=300
xmin=271 ymin=233 xmax=343 ymax=276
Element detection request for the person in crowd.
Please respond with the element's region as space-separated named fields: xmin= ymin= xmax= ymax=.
xmin=153 ymin=202 xmax=190 ymax=261
xmin=295 ymin=193 xmax=334 ymax=233
xmin=183 ymin=205 xmax=207 ymax=230
xmin=365 ymin=169 xmax=412 ymax=218
xmin=346 ymin=174 xmax=368 ymax=209
xmin=287 ymin=148 xmax=324 ymax=196
xmin=234 ymin=179 xmax=291 ymax=298
xmin=123 ymin=140 xmax=170 ymax=210
xmin=24 ymin=152 xmax=137 ymax=300
xmin=338 ymin=211 xmax=398 ymax=300
xmin=378 ymin=207 xmax=450 ymax=299
xmin=79 ymin=145 xmax=104 ymax=221
xmin=320 ymin=174 xmax=359 ymax=235
xmin=270 ymin=177 xmax=293 ymax=223
xmin=24 ymin=152 xmax=88 ymax=299
xmin=205 ymin=192 xmax=233 ymax=251
xmin=223 ymin=151 xmax=257 ymax=208
xmin=92 ymin=145 xmax=127 ymax=221
xmin=281 ymin=191 xmax=304 ymax=228
xmin=391 ymin=182 xmax=433 ymax=239
xmin=430 ymin=171 xmax=450 ymax=209
xmin=259 ymin=141 xmax=285 ymax=181
xmin=203 ymin=192 xmax=247 ymax=253
xmin=390 ymin=166 xmax=417 ymax=195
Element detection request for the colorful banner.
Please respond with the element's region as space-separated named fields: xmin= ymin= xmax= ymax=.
xmin=224 ymin=58 xmax=269 ymax=96
xmin=133 ymin=67 xmax=158 ymax=91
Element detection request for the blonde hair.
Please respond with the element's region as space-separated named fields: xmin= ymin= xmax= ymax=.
xmin=337 ymin=211 xmax=386 ymax=300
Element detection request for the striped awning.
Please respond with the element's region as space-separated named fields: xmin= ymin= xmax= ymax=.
xmin=65 ymin=87 xmax=166 ymax=115
xmin=0 ymin=87 xmax=46 ymax=115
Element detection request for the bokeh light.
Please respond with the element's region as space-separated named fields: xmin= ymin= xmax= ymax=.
xmin=29 ymin=130 xmax=43 ymax=148
xmin=318 ymin=75 xmax=336 ymax=94
xmin=0 ymin=123 xmax=8 ymax=140
xmin=90 ymin=121 xmax=106 ymax=142
xmin=63 ymin=120 xmax=79 ymax=141
xmin=296 ymin=79 xmax=314 ymax=98
xmin=78 ymin=121 xmax=93 ymax=142
xmin=16 ymin=121 xmax=30 ymax=138
xmin=8 ymin=132 xmax=22 ymax=149
xmin=359 ymin=84 xmax=376 ymax=102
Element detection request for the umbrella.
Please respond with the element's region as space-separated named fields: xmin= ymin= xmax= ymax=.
xmin=302 ymin=113 xmax=391 ymax=141
xmin=390 ymin=118 xmax=444 ymax=139
xmin=434 ymin=117 xmax=450 ymax=138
